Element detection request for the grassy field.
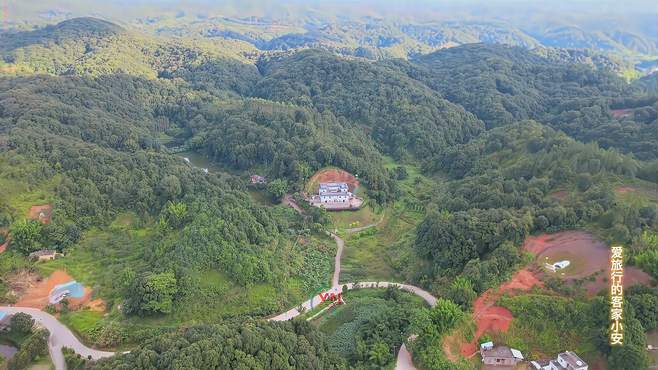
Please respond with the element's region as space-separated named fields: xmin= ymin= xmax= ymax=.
xmin=340 ymin=206 xmax=418 ymax=282
xmin=37 ymin=222 xmax=150 ymax=301
xmin=0 ymin=154 xmax=59 ymax=219
xmin=339 ymin=157 xmax=431 ymax=283
xmin=59 ymin=310 xmax=105 ymax=338
xmin=247 ymin=188 xmax=273 ymax=206
xmin=313 ymin=288 xmax=428 ymax=368
xmin=329 ymin=203 xmax=382 ymax=229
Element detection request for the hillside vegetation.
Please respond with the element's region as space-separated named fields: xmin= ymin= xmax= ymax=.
xmin=0 ymin=17 xmax=656 ymax=369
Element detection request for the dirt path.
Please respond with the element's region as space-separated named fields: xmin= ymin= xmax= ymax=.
xmin=282 ymin=194 xmax=304 ymax=215
xmin=458 ymin=268 xmax=542 ymax=357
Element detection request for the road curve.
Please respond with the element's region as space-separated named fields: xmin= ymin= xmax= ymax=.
xmin=395 ymin=343 xmax=418 ymax=370
xmin=0 ymin=306 xmax=115 ymax=370
xmin=268 ymin=281 xmax=437 ymax=322
xmin=269 ymin=231 xmax=437 ymax=370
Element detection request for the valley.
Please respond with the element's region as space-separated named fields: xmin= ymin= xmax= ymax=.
xmin=0 ymin=3 xmax=657 ymax=369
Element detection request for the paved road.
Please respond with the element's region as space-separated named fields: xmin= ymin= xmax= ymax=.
xmin=0 ymin=307 xmax=115 ymax=370
xmin=1 ymin=206 xmax=429 ymax=369
xmin=331 ymin=233 xmax=344 ymax=287
xmin=269 ymin=230 xmax=437 ymax=369
xmin=395 ymin=343 xmax=418 ymax=370
xmin=269 ymin=281 xmax=437 ymax=322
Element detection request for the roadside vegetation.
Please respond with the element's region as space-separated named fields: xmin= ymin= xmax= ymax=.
xmin=0 ymin=16 xmax=656 ymax=369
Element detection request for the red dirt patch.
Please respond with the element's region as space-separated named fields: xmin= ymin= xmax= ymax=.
xmin=549 ymin=190 xmax=569 ymax=200
xmin=458 ymin=268 xmax=543 ymax=357
xmin=28 ymin=204 xmax=53 ymax=224
xmin=85 ymin=298 xmax=107 ymax=312
xmin=615 ymin=186 xmax=637 ymax=194
xmin=611 ymin=108 xmax=633 ymax=118
xmin=524 ymin=230 xmax=654 ymax=295
xmin=307 ymin=168 xmax=360 ymax=193
xmin=16 ymin=270 xmax=92 ymax=310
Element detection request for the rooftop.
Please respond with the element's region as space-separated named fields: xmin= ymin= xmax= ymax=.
xmin=560 ymin=351 xmax=587 ymax=368
xmin=29 ymin=249 xmax=57 ymax=257
xmin=320 ymin=192 xmax=351 ymax=197
xmin=530 ymin=359 xmax=552 ymax=369
xmin=481 ymin=346 xmax=523 ymax=360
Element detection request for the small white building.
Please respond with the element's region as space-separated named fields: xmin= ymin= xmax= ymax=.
xmin=319 ymin=183 xmax=352 ymax=203
xmin=531 ymin=351 xmax=588 ymax=370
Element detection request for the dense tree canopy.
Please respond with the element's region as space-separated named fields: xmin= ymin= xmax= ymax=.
xmin=93 ymin=321 xmax=346 ymax=369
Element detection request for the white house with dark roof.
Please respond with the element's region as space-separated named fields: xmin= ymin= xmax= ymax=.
xmin=531 ymin=351 xmax=588 ymax=370
xmin=480 ymin=343 xmax=524 ymax=367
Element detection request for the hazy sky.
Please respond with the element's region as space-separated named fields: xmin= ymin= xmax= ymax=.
xmin=5 ymin=0 xmax=658 ymax=31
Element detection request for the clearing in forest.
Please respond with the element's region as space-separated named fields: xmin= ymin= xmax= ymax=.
xmin=15 ymin=270 xmax=93 ymax=310
xmin=305 ymin=168 xmax=360 ymax=194
xmin=28 ymin=204 xmax=53 ymax=224
xmin=524 ymin=230 xmax=653 ymax=295
xmin=457 ymin=268 xmax=543 ymax=357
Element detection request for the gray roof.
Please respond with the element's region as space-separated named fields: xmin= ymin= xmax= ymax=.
xmin=29 ymin=249 xmax=57 ymax=257
xmin=481 ymin=346 xmax=516 ymax=359
xmin=321 ymin=192 xmax=351 ymax=197
xmin=559 ymin=351 xmax=587 ymax=368
xmin=531 ymin=359 xmax=552 ymax=369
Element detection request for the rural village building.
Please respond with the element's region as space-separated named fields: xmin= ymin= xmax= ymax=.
xmin=250 ymin=175 xmax=266 ymax=184
xmin=319 ymin=182 xmax=352 ymax=203
xmin=480 ymin=342 xmax=524 ymax=367
xmin=29 ymin=249 xmax=60 ymax=261
xmin=530 ymin=351 xmax=588 ymax=370
xmin=308 ymin=182 xmax=364 ymax=210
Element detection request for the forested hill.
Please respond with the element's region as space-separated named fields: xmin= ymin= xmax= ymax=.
xmin=0 ymin=17 xmax=257 ymax=80
xmin=396 ymin=44 xmax=658 ymax=159
xmin=253 ymin=49 xmax=484 ymax=159
xmin=407 ymin=43 xmax=632 ymax=128
xmin=0 ymin=17 xmax=124 ymax=50
xmin=0 ymin=16 xmax=657 ymax=369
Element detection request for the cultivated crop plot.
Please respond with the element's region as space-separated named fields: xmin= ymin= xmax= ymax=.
xmin=0 ymin=1 xmax=657 ymax=370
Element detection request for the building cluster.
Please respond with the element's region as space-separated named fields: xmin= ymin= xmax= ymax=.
xmin=318 ymin=182 xmax=352 ymax=203
xmin=308 ymin=182 xmax=363 ymax=210
xmin=480 ymin=342 xmax=588 ymax=370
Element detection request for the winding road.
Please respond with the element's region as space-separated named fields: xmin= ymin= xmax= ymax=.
xmin=270 ymin=217 xmax=437 ymax=369
xmin=0 ymin=307 xmax=115 ymax=370
xmin=2 ymin=201 xmax=430 ymax=369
